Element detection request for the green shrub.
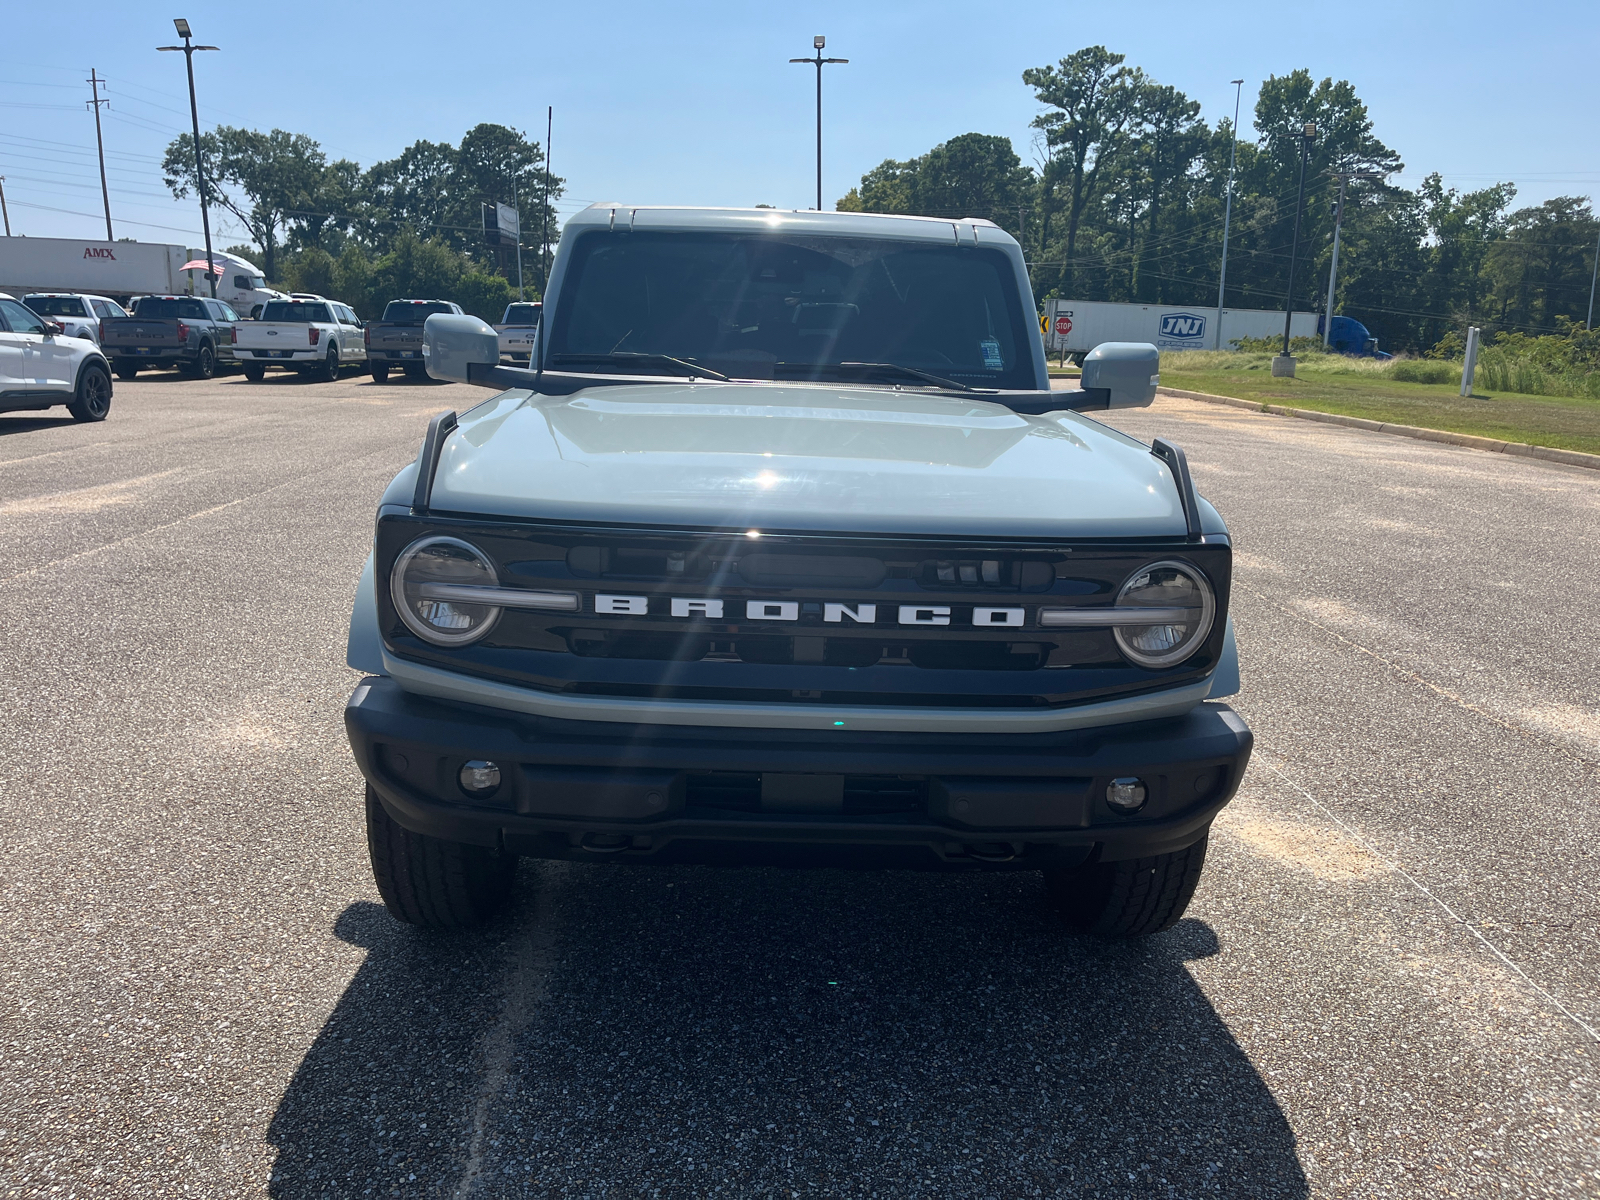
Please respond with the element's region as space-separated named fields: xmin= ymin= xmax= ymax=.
xmin=1388 ymin=359 xmax=1457 ymax=385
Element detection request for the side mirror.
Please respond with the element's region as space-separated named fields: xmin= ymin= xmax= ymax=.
xmin=423 ymin=313 xmax=499 ymax=384
xmin=1079 ymin=341 xmax=1159 ymax=409
xmin=43 ymin=321 xmax=63 ymax=336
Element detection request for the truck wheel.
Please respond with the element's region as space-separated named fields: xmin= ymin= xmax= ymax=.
xmin=1044 ymin=833 xmax=1209 ymax=938
xmin=364 ymin=786 xmax=517 ymax=928
xmin=242 ymin=363 xmax=266 ymax=382
xmin=115 ymin=362 xmax=139 ymax=381
xmin=317 ymin=344 xmax=340 ymax=382
xmin=370 ymin=362 xmax=389 ymax=384
xmin=189 ymin=342 xmax=217 ymax=380
xmin=403 ymin=364 xmax=428 ymax=380
xmin=67 ymin=363 xmax=112 ymax=423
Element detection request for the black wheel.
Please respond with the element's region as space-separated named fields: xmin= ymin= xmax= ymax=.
xmin=365 ymin=786 xmax=517 ymax=929
xmin=370 ymin=362 xmax=389 ymax=384
xmin=189 ymin=341 xmax=217 ymax=380
xmin=403 ymin=364 xmax=428 ymax=380
xmin=242 ymin=363 xmax=266 ymax=382
xmin=67 ymin=362 xmax=113 ymax=423
xmin=317 ymin=344 xmax=340 ymax=382
xmin=1045 ymin=833 xmax=1209 ymax=938
xmin=114 ymin=362 xmax=139 ymax=381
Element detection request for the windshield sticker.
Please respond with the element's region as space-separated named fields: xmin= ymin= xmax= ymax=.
xmin=980 ymin=338 xmax=1003 ymax=370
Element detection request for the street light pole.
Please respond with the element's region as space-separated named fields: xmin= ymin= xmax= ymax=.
xmin=1214 ymin=79 xmax=1244 ymax=350
xmin=158 ymin=18 xmax=219 ymax=298
xmin=0 ymin=177 xmax=11 ymax=237
xmin=790 ymin=36 xmax=848 ymax=211
xmin=1279 ymin=123 xmax=1317 ymax=360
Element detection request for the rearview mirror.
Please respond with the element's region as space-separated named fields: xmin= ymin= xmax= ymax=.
xmin=43 ymin=321 xmax=63 ymax=336
xmin=423 ymin=313 xmax=499 ymax=384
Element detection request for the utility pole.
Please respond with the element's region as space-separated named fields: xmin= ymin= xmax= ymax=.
xmin=1214 ymin=79 xmax=1244 ymax=349
xmin=1588 ymin=224 xmax=1599 ymax=330
xmin=514 ymin=178 xmax=524 ymax=301
xmin=87 ymin=69 xmax=113 ymax=241
xmin=541 ymin=105 xmax=552 ymax=296
xmin=790 ymin=36 xmax=848 ymax=211
xmin=0 ymin=177 xmax=10 ymax=237
xmin=158 ymin=19 xmax=219 ymax=297
xmin=1274 ymin=122 xmax=1317 ymax=377
xmin=1322 ymin=169 xmax=1383 ymax=348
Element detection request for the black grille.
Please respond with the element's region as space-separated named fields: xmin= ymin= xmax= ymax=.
xmin=376 ymin=515 xmax=1232 ymax=711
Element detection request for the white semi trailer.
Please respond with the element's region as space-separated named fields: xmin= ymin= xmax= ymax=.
xmin=1045 ymin=299 xmax=1319 ymax=361
xmin=0 ymin=237 xmax=281 ymax=313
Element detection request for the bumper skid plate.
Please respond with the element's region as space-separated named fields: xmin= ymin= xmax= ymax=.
xmin=345 ymin=675 xmax=1251 ymax=870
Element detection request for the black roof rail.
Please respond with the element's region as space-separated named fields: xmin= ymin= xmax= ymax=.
xmin=412 ymin=409 xmax=458 ymax=513
xmin=1150 ymin=438 xmax=1202 ymax=540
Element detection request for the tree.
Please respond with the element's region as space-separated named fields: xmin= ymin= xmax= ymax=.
xmin=162 ymin=126 xmax=327 ymax=280
xmin=1022 ymin=47 xmax=1144 ymax=293
xmin=835 ymin=134 xmax=1033 ymax=238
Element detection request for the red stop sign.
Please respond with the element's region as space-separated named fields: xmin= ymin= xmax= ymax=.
xmin=1054 ymin=316 xmax=1073 ymax=336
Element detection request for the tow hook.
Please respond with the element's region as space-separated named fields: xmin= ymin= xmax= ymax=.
xmin=579 ymin=833 xmax=632 ymax=854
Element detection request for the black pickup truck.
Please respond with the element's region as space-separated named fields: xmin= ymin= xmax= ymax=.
xmin=364 ymin=299 xmax=462 ymax=382
xmin=101 ymin=295 xmax=240 ymax=380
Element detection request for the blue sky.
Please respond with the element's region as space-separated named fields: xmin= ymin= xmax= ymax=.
xmin=2 ymin=0 xmax=1596 ymax=251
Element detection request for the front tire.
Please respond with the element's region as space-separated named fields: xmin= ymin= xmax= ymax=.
xmin=67 ymin=362 xmax=112 ymax=423
xmin=365 ymin=786 xmax=517 ymax=929
xmin=115 ymin=362 xmax=139 ymax=381
xmin=1045 ymin=834 xmax=1209 ymax=938
xmin=370 ymin=362 xmax=389 ymax=384
xmin=242 ymin=363 xmax=266 ymax=382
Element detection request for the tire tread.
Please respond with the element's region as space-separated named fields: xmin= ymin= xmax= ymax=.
xmin=364 ymin=786 xmax=515 ymax=929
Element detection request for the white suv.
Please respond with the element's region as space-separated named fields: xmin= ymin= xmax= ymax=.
xmin=0 ymin=292 xmax=114 ymax=423
xmin=21 ymin=292 xmax=129 ymax=346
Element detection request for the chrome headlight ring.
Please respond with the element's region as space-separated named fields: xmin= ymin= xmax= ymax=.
xmin=1109 ymin=558 xmax=1217 ymax=669
xmin=390 ymin=535 xmax=504 ymax=647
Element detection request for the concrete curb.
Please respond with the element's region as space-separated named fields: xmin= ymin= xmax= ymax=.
xmin=1158 ymin=386 xmax=1600 ymax=473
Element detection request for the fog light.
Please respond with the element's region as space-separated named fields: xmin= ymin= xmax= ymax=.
xmin=1105 ymin=777 xmax=1147 ymax=813
xmin=459 ymin=760 xmax=501 ymax=798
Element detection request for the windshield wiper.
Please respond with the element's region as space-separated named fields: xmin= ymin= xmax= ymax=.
xmin=776 ymin=361 xmax=975 ymax=392
xmin=551 ymin=352 xmax=730 ymax=381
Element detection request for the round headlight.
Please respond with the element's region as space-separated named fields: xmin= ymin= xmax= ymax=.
xmin=390 ymin=536 xmax=502 ymax=647
xmin=1112 ymin=559 xmax=1215 ymax=669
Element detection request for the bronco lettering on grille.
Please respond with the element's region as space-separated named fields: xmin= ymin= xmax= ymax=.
xmin=591 ymin=596 xmax=1027 ymax=628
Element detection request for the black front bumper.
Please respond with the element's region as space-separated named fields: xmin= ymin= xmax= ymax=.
xmin=345 ymin=676 xmax=1252 ymax=871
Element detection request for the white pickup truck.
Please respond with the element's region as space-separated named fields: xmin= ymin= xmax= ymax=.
xmin=494 ymin=301 xmax=540 ymax=364
xmin=233 ymin=295 xmax=367 ymax=382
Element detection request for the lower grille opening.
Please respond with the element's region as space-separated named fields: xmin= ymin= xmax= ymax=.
xmin=686 ymin=772 xmax=926 ymax=815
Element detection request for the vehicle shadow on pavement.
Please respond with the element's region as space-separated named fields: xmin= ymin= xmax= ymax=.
xmin=269 ymin=866 xmax=1307 ymax=1198
xmin=0 ymin=415 xmax=78 ymax=437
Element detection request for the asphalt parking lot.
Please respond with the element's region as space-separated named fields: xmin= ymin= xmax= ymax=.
xmin=1 ymin=367 xmax=1596 ymax=1198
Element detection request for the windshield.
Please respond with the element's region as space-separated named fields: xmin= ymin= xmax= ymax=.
xmin=261 ymin=301 xmax=332 ymax=323
xmin=23 ymin=296 xmax=89 ymax=318
xmin=129 ymin=297 xmax=208 ymax=319
xmin=503 ymin=303 xmax=541 ymax=324
xmin=381 ymin=301 xmax=455 ymax=323
xmin=546 ymin=231 xmax=1035 ymax=389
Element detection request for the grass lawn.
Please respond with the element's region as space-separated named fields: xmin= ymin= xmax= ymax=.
xmin=1160 ymin=364 xmax=1600 ymax=456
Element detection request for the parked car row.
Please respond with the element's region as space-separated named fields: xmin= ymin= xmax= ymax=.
xmin=2 ymin=292 xmax=543 ymax=419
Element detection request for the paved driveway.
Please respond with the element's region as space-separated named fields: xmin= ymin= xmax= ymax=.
xmin=0 ymin=375 xmax=1594 ymax=1197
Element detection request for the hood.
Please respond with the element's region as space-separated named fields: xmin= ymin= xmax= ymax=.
xmin=427 ymin=383 xmax=1188 ymax=538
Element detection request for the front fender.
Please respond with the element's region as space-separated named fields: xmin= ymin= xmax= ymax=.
xmin=346 ymin=552 xmax=384 ymax=674
xmin=1206 ymin=617 xmax=1239 ymax=699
